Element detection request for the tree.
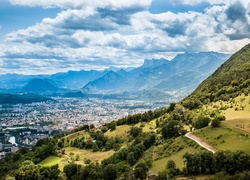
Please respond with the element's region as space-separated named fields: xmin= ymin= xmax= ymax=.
xmin=80 ymin=163 xmax=103 ymax=180
xmin=63 ymin=163 xmax=81 ymax=180
xmin=156 ymin=169 xmax=169 ymax=180
xmin=166 ymin=160 xmax=176 ymax=169
xmin=183 ymin=153 xmax=202 ymax=175
xmin=127 ymin=152 xmax=135 ymax=166
xmin=130 ymin=127 xmax=142 ymax=138
xmin=108 ymin=121 xmax=117 ymax=131
xmin=194 ymin=115 xmax=211 ymax=129
xmin=92 ymin=143 xmax=99 ymax=152
xmin=211 ymin=119 xmax=221 ymax=128
xmin=15 ymin=160 xmax=60 ymax=180
xmin=161 ymin=120 xmax=180 ymax=139
xmin=166 ymin=160 xmax=180 ymax=176
xmin=134 ymin=167 xmax=147 ymax=180
xmin=103 ymin=164 xmax=117 ymax=180
xmin=15 ymin=160 xmax=41 ymax=180
xmin=40 ymin=165 xmax=60 ymax=180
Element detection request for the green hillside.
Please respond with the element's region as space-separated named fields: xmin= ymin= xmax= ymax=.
xmin=182 ymin=43 xmax=250 ymax=107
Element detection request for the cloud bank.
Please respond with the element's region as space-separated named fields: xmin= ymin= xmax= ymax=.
xmin=0 ymin=0 xmax=249 ymax=74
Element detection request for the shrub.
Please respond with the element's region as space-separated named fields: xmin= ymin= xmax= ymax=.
xmin=194 ymin=116 xmax=211 ymax=129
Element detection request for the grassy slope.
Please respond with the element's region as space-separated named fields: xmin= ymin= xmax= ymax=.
xmin=148 ymin=95 xmax=250 ymax=174
xmin=192 ymin=95 xmax=250 ymax=154
xmin=148 ymin=137 xmax=202 ymax=174
xmin=40 ymin=156 xmax=67 ymax=171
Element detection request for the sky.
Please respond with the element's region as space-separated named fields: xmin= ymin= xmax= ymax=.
xmin=0 ymin=0 xmax=250 ymax=75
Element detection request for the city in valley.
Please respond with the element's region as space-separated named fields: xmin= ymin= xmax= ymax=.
xmin=0 ymin=97 xmax=164 ymax=158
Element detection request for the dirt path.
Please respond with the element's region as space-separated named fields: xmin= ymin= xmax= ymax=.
xmin=185 ymin=132 xmax=218 ymax=154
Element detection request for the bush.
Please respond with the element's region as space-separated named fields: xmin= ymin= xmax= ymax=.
xmin=84 ymin=158 xmax=91 ymax=164
xmin=211 ymin=119 xmax=221 ymax=128
xmin=194 ymin=116 xmax=211 ymax=129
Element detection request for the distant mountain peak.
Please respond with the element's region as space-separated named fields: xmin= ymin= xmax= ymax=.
xmin=104 ymin=66 xmax=121 ymax=72
xmin=22 ymin=78 xmax=59 ymax=92
xmin=82 ymin=70 xmax=126 ymax=93
xmin=142 ymin=58 xmax=169 ymax=68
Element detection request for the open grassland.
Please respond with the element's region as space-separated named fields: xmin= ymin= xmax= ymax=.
xmin=40 ymin=148 xmax=115 ymax=171
xmin=148 ymin=136 xmax=203 ymax=174
xmin=64 ymin=147 xmax=115 ymax=164
xmin=40 ymin=156 xmax=68 ymax=171
xmin=222 ymin=117 xmax=250 ymax=134
xmin=105 ymin=120 xmax=157 ymax=138
xmin=105 ymin=125 xmax=130 ymax=137
xmin=195 ymin=94 xmax=250 ymax=153
xmin=141 ymin=120 xmax=157 ymax=132
xmin=64 ymin=130 xmax=89 ymax=140
xmin=193 ymin=125 xmax=250 ymax=153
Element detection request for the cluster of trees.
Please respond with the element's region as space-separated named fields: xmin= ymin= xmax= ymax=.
xmin=115 ymin=107 xmax=169 ymax=126
xmin=63 ymin=162 xmax=115 ymax=180
xmin=0 ymin=138 xmax=57 ymax=178
xmin=183 ymin=150 xmax=250 ymax=175
xmin=14 ymin=160 xmax=60 ymax=180
xmin=155 ymin=150 xmax=250 ymax=179
xmin=61 ymin=129 xmax=156 ymax=180
xmin=156 ymin=160 xmax=180 ymax=180
xmin=70 ymin=130 xmax=123 ymax=151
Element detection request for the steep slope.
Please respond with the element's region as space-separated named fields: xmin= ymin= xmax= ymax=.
xmin=22 ymin=78 xmax=59 ymax=92
xmin=50 ymin=70 xmax=104 ymax=89
xmin=82 ymin=71 xmax=127 ymax=93
xmin=183 ymin=43 xmax=250 ymax=105
xmin=123 ymin=52 xmax=230 ymax=96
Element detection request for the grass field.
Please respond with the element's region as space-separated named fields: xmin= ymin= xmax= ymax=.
xmin=141 ymin=120 xmax=157 ymax=132
xmin=193 ymin=125 xmax=250 ymax=153
xmin=64 ymin=147 xmax=115 ymax=164
xmin=40 ymin=148 xmax=115 ymax=171
xmin=105 ymin=120 xmax=157 ymax=138
xmin=105 ymin=125 xmax=130 ymax=137
xmin=40 ymin=156 xmax=68 ymax=171
xmin=148 ymin=136 xmax=203 ymax=174
xmin=64 ymin=130 xmax=89 ymax=140
xmin=193 ymin=94 xmax=250 ymax=153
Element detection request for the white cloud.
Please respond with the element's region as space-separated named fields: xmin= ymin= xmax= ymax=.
xmin=1 ymin=0 xmax=250 ymax=74
xmin=170 ymin=0 xmax=249 ymax=6
xmin=9 ymin=0 xmax=152 ymax=9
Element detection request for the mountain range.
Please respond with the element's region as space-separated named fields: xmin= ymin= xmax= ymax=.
xmin=0 ymin=52 xmax=230 ymax=102
xmin=82 ymin=52 xmax=230 ymax=99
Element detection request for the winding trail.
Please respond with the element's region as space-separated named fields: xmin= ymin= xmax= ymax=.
xmin=185 ymin=132 xmax=218 ymax=154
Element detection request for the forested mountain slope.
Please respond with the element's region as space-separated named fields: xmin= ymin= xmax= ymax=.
xmin=183 ymin=43 xmax=250 ymax=107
